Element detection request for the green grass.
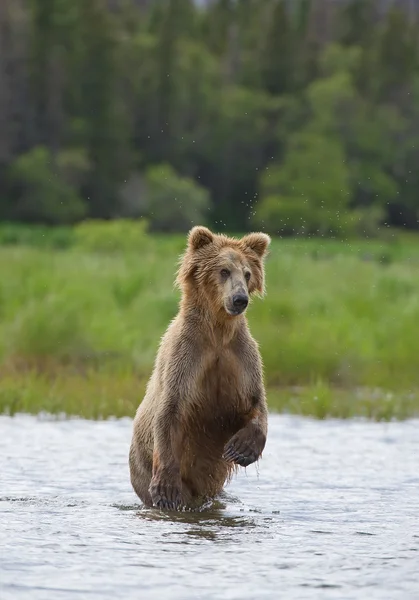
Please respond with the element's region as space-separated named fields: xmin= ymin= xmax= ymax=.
xmin=1 ymin=371 xmax=417 ymax=421
xmin=1 ymin=227 xmax=419 ymax=420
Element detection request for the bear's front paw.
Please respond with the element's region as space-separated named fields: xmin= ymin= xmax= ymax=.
xmin=223 ymin=426 xmax=266 ymax=467
xmin=149 ymin=474 xmax=183 ymax=511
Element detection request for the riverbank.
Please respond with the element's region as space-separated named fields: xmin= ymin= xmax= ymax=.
xmin=1 ymin=230 xmax=419 ymax=420
xmin=1 ymin=367 xmax=417 ymax=421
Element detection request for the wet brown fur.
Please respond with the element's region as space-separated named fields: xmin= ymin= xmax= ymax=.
xmin=129 ymin=226 xmax=271 ymax=510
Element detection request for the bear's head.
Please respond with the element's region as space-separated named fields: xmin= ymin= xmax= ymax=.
xmin=176 ymin=226 xmax=271 ymax=318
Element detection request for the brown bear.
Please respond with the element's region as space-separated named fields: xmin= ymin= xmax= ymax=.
xmin=129 ymin=226 xmax=270 ymax=511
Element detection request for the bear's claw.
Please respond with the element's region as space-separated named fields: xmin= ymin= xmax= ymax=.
xmin=223 ymin=425 xmax=265 ymax=467
xmin=149 ymin=479 xmax=183 ymax=511
xmin=223 ymin=444 xmax=258 ymax=467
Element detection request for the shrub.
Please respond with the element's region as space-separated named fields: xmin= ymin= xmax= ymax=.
xmin=143 ymin=164 xmax=210 ymax=232
xmin=74 ymin=218 xmax=148 ymax=253
xmin=9 ymin=146 xmax=88 ymax=224
xmin=0 ymin=223 xmax=74 ymax=249
xmin=253 ymin=132 xmax=352 ymax=236
xmin=7 ymin=294 xmax=91 ymax=360
xmin=344 ymin=205 xmax=386 ymax=238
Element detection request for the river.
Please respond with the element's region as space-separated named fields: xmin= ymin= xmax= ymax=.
xmin=1 ymin=414 xmax=418 ymax=599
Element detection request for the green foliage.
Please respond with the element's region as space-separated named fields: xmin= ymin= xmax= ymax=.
xmin=1 ymin=0 xmax=419 ymax=232
xmin=345 ymin=205 xmax=386 ymax=238
xmin=8 ymin=294 xmax=90 ymax=360
xmin=203 ymin=85 xmax=278 ymax=228
xmin=74 ymin=219 xmax=148 ymax=253
xmin=1 ymin=235 xmax=419 ymax=419
xmin=9 ymin=147 xmax=87 ymax=224
xmin=260 ymin=0 xmax=295 ymax=95
xmin=56 ymin=147 xmax=91 ymax=188
xmin=2 ymin=371 xmax=418 ymax=421
xmin=339 ymin=0 xmax=377 ymax=48
xmin=372 ymin=7 xmax=418 ymax=102
xmin=254 ymin=41 xmax=409 ymax=236
xmin=142 ymin=164 xmax=210 ymax=232
xmin=269 ymin=385 xmax=419 ymax=421
xmin=255 ymin=132 xmax=351 ymax=236
xmin=0 ymin=223 xmax=74 ymax=249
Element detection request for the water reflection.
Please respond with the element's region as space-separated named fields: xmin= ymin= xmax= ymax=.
xmin=131 ymin=498 xmax=262 ymax=544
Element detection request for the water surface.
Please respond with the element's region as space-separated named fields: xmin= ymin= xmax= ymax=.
xmin=1 ymin=414 xmax=418 ymax=599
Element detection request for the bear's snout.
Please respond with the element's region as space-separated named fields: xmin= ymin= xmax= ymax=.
xmin=231 ymin=293 xmax=249 ymax=313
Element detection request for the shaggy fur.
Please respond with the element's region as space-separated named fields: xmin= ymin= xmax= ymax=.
xmin=129 ymin=226 xmax=271 ymax=510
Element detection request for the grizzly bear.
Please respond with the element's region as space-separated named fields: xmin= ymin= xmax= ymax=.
xmin=129 ymin=226 xmax=270 ymax=511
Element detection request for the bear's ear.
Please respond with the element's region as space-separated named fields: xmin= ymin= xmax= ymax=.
xmin=241 ymin=232 xmax=271 ymax=258
xmin=188 ymin=226 xmax=214 ymax=250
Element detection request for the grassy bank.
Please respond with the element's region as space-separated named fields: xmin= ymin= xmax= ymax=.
xmin=1 ymin=228 xmax=419 ymax=420
xmin=1 ymin=369 xmax=418 ymax=421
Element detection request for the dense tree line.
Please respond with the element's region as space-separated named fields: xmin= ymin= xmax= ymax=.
xmin=1 ymin=0 xmax=419 ymax=235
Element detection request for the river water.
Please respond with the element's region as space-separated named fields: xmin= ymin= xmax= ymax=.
xmin=1 ymin=414 xmax=418 ymax=600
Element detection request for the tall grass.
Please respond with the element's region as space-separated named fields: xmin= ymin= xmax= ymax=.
xmin=255 ymin=250 xmax=419 ymax=389
xmin=1 ymin=225 xmax=419 ymax=419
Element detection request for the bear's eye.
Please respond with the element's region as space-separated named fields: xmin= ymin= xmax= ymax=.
xmin=220 ymin=269 xmax=230 ymax=278
xmin=245 ymin=271 xmax=251 ymax=282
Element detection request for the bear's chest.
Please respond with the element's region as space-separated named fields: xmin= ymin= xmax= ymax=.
xmin=198 ymin=348 xmax=253 ymax=413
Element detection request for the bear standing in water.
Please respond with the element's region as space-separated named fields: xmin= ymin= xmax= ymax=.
xmin=129 ymin=226 xmax=270 ymax=510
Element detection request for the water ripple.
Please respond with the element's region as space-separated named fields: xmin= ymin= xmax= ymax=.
xmin=1 ymin=414 xmax=418 ymax=599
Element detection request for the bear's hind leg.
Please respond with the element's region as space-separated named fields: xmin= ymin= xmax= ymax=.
xmin=129 ymin=445 xmax=153 ymax=507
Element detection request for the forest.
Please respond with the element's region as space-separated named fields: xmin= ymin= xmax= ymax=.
xmin=1 ymin=0 xmax=419 ymax=236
